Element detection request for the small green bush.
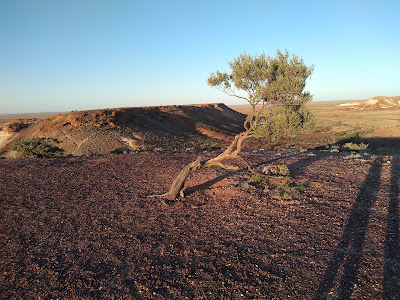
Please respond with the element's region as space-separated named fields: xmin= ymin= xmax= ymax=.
xmin=263 ymin=164 xmax=291 ymax=177
xmin=250 ymin=174 xmax=269 ymax=187
xmin=254 ymin=106 xmax=316 ymax=140
xmin=297 ymin=185 xmax=306 ymax=193
xmin=342 ymin=142 xmax=369 ymax=151
xmin=12 ymin=137 xmax=64 ymax=158
xmin=272 ymin=184 xmax=305 ymax=200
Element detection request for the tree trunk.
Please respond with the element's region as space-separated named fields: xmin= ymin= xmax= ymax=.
xmin=160 ymin=156 xmax=202 ymax=200
xmin=160 ymin=129 xmax=256 ymax=200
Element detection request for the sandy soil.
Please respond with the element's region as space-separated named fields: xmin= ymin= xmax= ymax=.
xmin=1 ymin=150 xmax=399 ymax=299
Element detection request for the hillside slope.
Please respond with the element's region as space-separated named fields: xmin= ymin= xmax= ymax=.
xmin=0 ymin=103 xmax=245 ymax=157
xmin=338 ymin=96 xmax=400 ymax=110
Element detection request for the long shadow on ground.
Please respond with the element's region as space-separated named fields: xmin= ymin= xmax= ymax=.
xmin=384 ymin=158 xmax=400 ymax=299
xmin=286 ymin=152 xmax=326 ymax=175
xmin=185 ymin=151 xmax=320 ymax=197
xmin=314 ymin=157 xmax=383 ymax=299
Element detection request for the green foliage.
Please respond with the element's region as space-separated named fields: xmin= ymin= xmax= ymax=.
xmin=297 ymin=185 xmax=306 ymax=193
xmin=343 ymin=153 xmax=363 ymax=160
xmin=342 ymin=142 xmax=369 ymax=151
xmin=207 ymin=50 xmax=314 ymax=107
xmin=241 ymin=168 xmax=306 ymax=200
xmin=242 ymin=174 xmax=269 ymax=192
xmin=255 ymin=106 xmax=316 ymax=140
xmin=12 ymin=137 xmax=64 ymax=158
xmin=250 ymin=174 xmax=269 ymax=186
xmin=207 ymin=50 xmax=314 ymax=140
xmin=272 ymin=184 xmax=306 ymax=200
xmin=263 ymin=164 xmax=291 ymax=177
xmin=324 ymin=142 xmax=369 ymax=153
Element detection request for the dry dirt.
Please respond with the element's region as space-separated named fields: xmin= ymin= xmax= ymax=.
xmin=1 ymin=150 xmax=399 ymax=299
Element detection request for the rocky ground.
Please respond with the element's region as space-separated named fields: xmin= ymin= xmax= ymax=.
xmin=1 ymin=150 xmax=399 ymax=299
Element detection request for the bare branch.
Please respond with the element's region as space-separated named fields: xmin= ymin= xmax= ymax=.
xmin=210 ymin=162 xmax=240 ymax=171
xmin=235 ymin=154 xmax=258 ymax=174
xmin=216 ymin=86 xmax=250 ymax=102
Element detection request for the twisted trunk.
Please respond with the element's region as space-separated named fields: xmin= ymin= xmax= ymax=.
xmin=161 ymin=129 xmax=255 ymax=200
xmin=160 ymin=103 xmax=266 ymax=201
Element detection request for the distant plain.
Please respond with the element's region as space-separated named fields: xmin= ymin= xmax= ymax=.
xmin=231 ymin=99 xmax=400 ymax=153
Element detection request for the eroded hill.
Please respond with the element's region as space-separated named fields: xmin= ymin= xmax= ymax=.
xmin=0 ymin=103 xmax=245 ymax=157
xmin=338 ymin=96 xmax=400 ymax=110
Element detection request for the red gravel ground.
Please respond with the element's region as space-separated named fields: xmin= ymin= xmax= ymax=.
xmin=1 ymin=150 xmax=399 ymax=299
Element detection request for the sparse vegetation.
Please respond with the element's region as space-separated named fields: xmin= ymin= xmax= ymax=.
xmin=271 ymin=183 xmax=305 ymax=200
xmin=12 ymin=137 xmax=64 ymax=158
xmin=342 ymin=142 xmax=369 ymax=151
xmin=323 ymin=141 xmax=369 ymax=154
xmin=241 ymin=163 xmax=306 ymax=201
xmin=343 ymin=153 xmax=363 ymax=160
xmin=249 ymin=174 xmax=270 ymax=190
xmin=232 ymin=98 xmax=400 ymax=154
xmin=262 ymin=164 xmax=291 ymax=177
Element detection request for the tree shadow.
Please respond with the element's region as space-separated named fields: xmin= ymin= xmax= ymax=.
xmin=286 ymin=152 xmax=326 ymax=175
xmin=334 ymin=137 xmax=400 ymax=156
xmin=314 ymin=157 xmax=383 ymax=299
xmin=384 ymin=157 xmax=400 ymax=299
xmin=185 ymin=152 xmax=323 ymax=196
xmin=185 ymin=169 xmax=240 ymax=196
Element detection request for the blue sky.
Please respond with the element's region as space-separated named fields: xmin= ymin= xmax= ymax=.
xmin=1 ymin=0 xmax=399 ymax=114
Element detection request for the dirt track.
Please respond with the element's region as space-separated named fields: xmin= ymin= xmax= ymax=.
xmin=1 ymin=150 xmax=399 ymax=299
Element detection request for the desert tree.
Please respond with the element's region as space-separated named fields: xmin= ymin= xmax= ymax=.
xmin=160 ymin=50 xmax=314 ymax=200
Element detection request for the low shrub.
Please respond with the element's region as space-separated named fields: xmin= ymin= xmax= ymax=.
xmin=12 ymin=137 xmax=64 ymax=158
xmin=241 ymin=172 xmax=306 ymax=200
xmin=249 ymin=174 xmax=269 ymax=187
xmin=272 ymin=184 xmax=306 ymax=200
xmin=342 ymin=142 xmax=369 ymax=151
xmin=263 ymin=164 xmax=291 ymax=177
xmin=344 ymin=153 xmax=363 ymax=160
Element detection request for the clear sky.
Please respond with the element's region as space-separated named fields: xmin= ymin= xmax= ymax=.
xmin=1 ymin=0 xmax=399 ymax=114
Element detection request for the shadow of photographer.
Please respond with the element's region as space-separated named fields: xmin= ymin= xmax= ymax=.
xmin=384 ymin=157 xmax=400 ymax=299
xmin=314 ymin=157 xmax=383 ymax=299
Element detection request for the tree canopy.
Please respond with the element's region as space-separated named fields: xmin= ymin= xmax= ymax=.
xmin=207 ymin=50 xmax=314 ymax=126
